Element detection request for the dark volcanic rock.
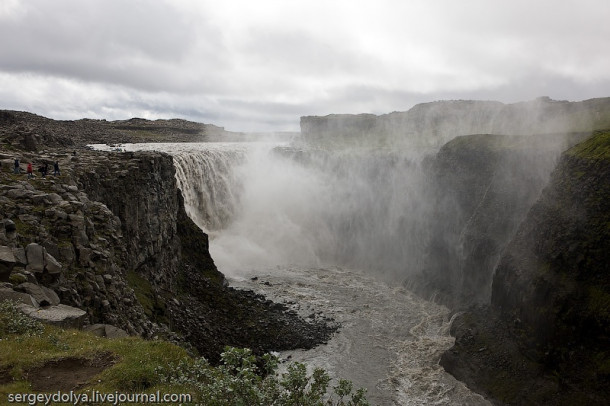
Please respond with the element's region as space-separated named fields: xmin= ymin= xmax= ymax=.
xmin=169 ymin=265 xmax=336 ymax=364
xmin=413 ymin=132 xmax=588 ymax=307
xmin=442 ymin=130 xmax=610 ymax=405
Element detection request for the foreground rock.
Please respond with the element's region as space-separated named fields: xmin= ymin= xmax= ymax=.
xmin=168 ymin=265 xmax=336 ymax=364
xmin=17 ymin=303 xmax=87 ymax=328
xmin=0 ymin=287 xmax=38 ymax=307
xmin=83 ymin=324 xmax=129 ymax=339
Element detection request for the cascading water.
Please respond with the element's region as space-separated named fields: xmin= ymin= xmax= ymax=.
xmin=142 ymin=143 xmax=438 ymax=277
xmin=171 ymin=143 xmax=248 ymax=235
xmin=111 ymin=140 xmax=491 ymax=404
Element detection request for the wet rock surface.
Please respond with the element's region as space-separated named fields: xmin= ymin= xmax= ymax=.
xmin=169 ymin=266 xmax=337 ymax=364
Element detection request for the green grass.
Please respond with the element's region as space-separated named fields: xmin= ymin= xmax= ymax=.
xmin=0 ymin=322 xmax=192 ymax=404
xmin=0 ymin=301 xmax=369 ymax=405
xmin=0 ymin=299 xmax=193 ymax=397
xmin=567 ymin=130 xmax=610 ymax=160
xmin=13 ymin=219 xmax=37 ymax=237
xmin=125 ymin=270 xmax=168 ymax=324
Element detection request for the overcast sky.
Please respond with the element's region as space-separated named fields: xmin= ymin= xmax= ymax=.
xmin=1 ymin=0 xmax=609 ymax=132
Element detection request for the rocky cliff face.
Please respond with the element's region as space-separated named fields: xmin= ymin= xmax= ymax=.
xmin=1 ymin=123 xmax=334 ymax=361
xmin=414 ymin=132 xmax=588 ymax=307
xmin=441 ymin=130 xmax=610 ymax=405
xmin=300 ymin=97 xmax=610 ymax=148
xmin=492 ymin=129 xmax=610 ymax=379
xmin=0 ymin=151 xmax=157 ymax=336
xmin=73 ymin=151 xmax=187 ymax=289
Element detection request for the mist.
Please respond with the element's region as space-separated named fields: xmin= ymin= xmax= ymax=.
xmin=121 ymin=98 xmax=595 ymax=306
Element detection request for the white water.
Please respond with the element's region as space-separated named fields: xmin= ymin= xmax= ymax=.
xmin=232 ymin=266 xmax=489 ymax=405
xmin=96 ymin=141 xmax=491 ymax=405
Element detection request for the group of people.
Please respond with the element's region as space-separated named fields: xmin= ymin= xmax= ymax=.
xmin=13 ymin=159 xmax=60 ymax=179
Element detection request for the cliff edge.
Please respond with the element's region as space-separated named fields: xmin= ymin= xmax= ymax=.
xmin=0 ymin=120 xmax=334 ymax=363
xmin=441 ymin=130 xmax=610 ymax=405
xmin=300 ymin=97 xmax=610 ymax=148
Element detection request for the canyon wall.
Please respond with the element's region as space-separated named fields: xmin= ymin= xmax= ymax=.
xmin=441 ymin=130 xmax=610 ymax=405
xmin=1 ymin=119 xmax=333 ymax=362
xmin=300 ymin=97 xmax=610 ymax=148
xmin=412 ymin=132 xmax=588 ymax=306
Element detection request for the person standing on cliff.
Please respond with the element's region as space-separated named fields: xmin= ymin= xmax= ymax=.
xmin=39 ymin=162 xmax=48 ymax=178
xmin=53 ymin=161 xmax=60 ymax=176
xmin=27 ymin=162 xmax=33 ymax=179
xmin=13 ymin=158 xmax=19 ymax=174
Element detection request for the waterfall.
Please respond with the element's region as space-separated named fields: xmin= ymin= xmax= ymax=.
xmin=161 ymin=142 xmax=436 ymax=278
xmin=115 ymin=133 xmax=566 ymax=302
xmin=172 ymin=144 xmax=248 ymax=235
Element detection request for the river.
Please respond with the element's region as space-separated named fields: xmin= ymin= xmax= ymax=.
xmin=91 ymin=141 xmax=490 ymax=405
xmin=231 ymin=265 xmax=489 ymax=405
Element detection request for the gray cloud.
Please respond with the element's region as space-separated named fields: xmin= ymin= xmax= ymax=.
xmin=1 ymin=0 xmax=609 ymax=131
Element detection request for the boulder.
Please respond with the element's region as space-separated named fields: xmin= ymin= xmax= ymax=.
xmin=83 ymin=323 xmax=129 ymax=339
xmin=11 ymin=247 xmax=27 ymax=266
xmin=47 ymin=193 xmax=63 ymax=205
xmin=77 ymin=246 xmax=92 ymax=267
xmin=42 ymin=241 xmax=60 ymax=261
xmin=3 ymin=219 xmax=16 ymax=233
xmin=0 ymin=245 xmax=16 ymax=263
xmin=17 ymin=303 xmax=86 ymax=328
xmin=0 ymin=287 xmax=38 ymax=307
xmin=82 ymin=323 xmax=106 ymax=336
xmin=0 ymin=245 xmax=16 ymax=281
xmin=25 ymin=243 xmax=45 ymax=272
xmin=6 ymin=189 xmax=31 ymax=199
xmin=104 ymin=324 xmax=129 ymax=338
xmin=31 ymin=193 xmax=50 ymax=205
xmin=14 ymin=282 xmax=60 ymax=306
xmin=44 ymin=252 xmax=62 ymax=274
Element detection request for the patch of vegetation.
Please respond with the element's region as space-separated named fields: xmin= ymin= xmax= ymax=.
xmin=126 ymin=270 xmax=168 ymax=324
xmin=567 ymin=130 xmax=610 ymax=160
xmin=0 ymin=303 xmax=369 ymax=405
xmin=0 ymin=301 xmax=44 ymax=338
xmin=157 ymin=346 xmax=369 ymax=406
xmin=8 ymin=273 xmax=27 ymax=285
xmin=56 ymin=238 xmax=73 ymax=249
xmin=13 ymin=219 xmax=37 ymax=238
xmin=0 ymin=141 xmax=18 ymax=152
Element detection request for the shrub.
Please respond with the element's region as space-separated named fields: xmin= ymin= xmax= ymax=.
xmin=0 ymin=300 xmax=44 ymax=338
xmin=157 ymin=346 xmax=370 ymax=406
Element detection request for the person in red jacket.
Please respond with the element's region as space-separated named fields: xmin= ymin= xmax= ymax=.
xmin=27 ymin=162 xmax=33 ymax=179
